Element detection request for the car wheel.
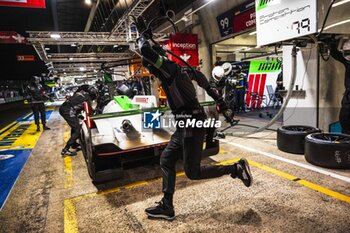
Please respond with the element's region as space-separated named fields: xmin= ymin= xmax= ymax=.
xmin=277 ymin=125 xmax=321 ymax=154
xmin=305 ymin=133 xmax=350 ymax=169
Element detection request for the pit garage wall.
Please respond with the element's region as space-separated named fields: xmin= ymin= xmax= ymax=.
xmin=318 ymin=53 xmax=344 ymax=131
xmin=282 ymin=45 xmax=318 ymax=127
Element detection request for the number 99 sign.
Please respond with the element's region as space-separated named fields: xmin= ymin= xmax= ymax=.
xmin=220 ymin=17 xmax=229 ymax=30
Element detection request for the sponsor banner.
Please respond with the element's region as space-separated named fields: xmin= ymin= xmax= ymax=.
xmin=17 ymin=55 xmax=35 ymax=62
xmin=216 ymin=0 xmax=255 ymax=38
xmin=169 ymin=33 xmax=199 ymax=67
xmin=0 ymin=31 xmax=27 ymax=44
xmin=0 ymin=0 xmax=46 ymax=8
xmin=233 ymin=8 xmax=256 ymax=33
xmin=255 ymin=0 xmax=317 ymax=46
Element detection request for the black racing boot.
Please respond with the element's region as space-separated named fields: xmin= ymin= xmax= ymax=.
xmin=145 ymin=198 xmax=175 ymax=221
xmin=231 ymin=158 xmax=253 ymax=187
xmin=43 ymin=125 xmax=51 ymax=130
xmin=71 ymin=142 xmax=82 ymax=151
xmin=61 ymin=148 xmax=77 ymax=156
xmin=36 ymin=125 xmax=40 ymax=132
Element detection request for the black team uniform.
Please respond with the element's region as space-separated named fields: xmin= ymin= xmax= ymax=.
xmin=59 ymin=85 xmax=97 ymax=156
xmin=26 ymin=77 xmax=50 ymax=132
xmin=137 ymin=34 xmax=253 ymax=220
xmin=330 ymin=42 xmax=350 ymax=134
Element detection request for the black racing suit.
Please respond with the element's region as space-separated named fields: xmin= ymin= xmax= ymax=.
xmin=26 ymin=82 xmax=47 ymax=127
xmin=139 ymin=38 xmax=235 ymax=205
xmin=330 ymin=44 xmax=350 ymax=134
xmin=59 ymin=90 xmax=92 ymax=150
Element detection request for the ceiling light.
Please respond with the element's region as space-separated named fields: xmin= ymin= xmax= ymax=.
xmin=249 ymin=31 xmax=257 ymax=35
xmin=80 ymin=67 xmax=86 ymax=71
xmin=68 ymin=57 xmax=74 ymax=61
xmin=50 ymin=33 xmax=61 ymax=39
xmin=333 ymin=0 xmax=350 ymax=7
xmin=71 ymin=43 xmax=77 ymax=47
xmin=85 ymin=0 xmax=92 ymax=5
xmin=45 ymin=47 xmax=50 ymax=51
xmin=113 ymin=44 xmax=119 ymax=48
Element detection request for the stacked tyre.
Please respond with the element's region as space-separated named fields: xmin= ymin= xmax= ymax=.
xmin=277 ymin=125 xmax=321 ymax=154
xmin=305 ymin=133 xmax=350 ymax=169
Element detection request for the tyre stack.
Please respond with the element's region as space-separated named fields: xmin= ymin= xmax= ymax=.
xmin=277 ymin=125 xmax=350 ymax=169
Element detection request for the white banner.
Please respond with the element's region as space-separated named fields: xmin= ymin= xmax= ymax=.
xmin=255 ymin=0 xmax=317 ymax=46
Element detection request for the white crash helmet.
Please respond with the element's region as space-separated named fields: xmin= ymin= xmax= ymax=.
xmin=212 ymin=66 xmax=225 ymax=82
xmin=222 ymin=62 xmax=232 ymax=76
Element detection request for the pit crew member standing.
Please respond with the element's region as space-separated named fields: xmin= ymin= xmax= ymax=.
xmin=135 ymin=18 xmax=253 ymax=221
xmin=26 ymin=76 xmax=51 ymax=132
xmin=59 ymin=85 xmax=98 ymax=156
xmin=234 ymin=66 xmax=248 ymax=113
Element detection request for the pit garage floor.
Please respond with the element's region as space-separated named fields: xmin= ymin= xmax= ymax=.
xmin=0 ymin=109 xmax=350 ymax=233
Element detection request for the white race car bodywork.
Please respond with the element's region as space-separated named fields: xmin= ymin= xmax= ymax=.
xmin=83 ymin=95 xmax=172 ymax=152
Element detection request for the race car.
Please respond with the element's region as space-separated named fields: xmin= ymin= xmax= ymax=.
xmin=80 ymin=95 xmax=220 ymax=182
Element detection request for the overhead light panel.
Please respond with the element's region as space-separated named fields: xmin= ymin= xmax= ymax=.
xmin=50 ymin=33 xmax=61 ymax=39
xmin=323 ymin=18 xmax=350 ymax=31
xmin=333 ymin=0 xmax=350 ymax=7
xmin=68 ymin=57 xmax=74 ymax=61
xmin=45 ymin=47 xmax=50 ymax=51
xmin=80 ymin=67 xmax=86 ymax=71
xmin=85 ymin=0 xmax=92 ymax=5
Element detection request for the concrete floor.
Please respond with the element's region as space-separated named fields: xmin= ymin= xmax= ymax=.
xmin=0 ymin=109 xmax=349 ymax=233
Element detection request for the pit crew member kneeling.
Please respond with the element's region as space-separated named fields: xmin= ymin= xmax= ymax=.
xmin=135 ymin=17 xmax=253 ymax=221
xmin=59 ymin=85 xmax=98 ymax=156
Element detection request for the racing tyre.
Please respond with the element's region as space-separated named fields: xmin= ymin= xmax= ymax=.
xmin=277 ymin=125 xmax=321 ymax=154
xmin=305 ymin=133 xmax=350 ymax=169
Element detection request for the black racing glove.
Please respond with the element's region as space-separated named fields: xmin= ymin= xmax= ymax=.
xmin=206 ymin=87 xmax=221 ymax=101
xmin=216 ymin=98 xmax=228 ymax=113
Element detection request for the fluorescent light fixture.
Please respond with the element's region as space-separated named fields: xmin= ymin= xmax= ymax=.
xmin=68 ymin=57 xmax=74 ymax=61
xmin=333 ymin=0 xmax=350 ymax=7
xmin=113 ymin=44 xmax=119 ymax=48
xmin=50 ymin=33 xmax=61 ymax=39
xmin=323 ymin=18 xmax=350 ymax=31
xmin=85 ymin=0 xmax=92 ymax=5
xmin=80 ymin=67 xmax=86 ymax=71
xmin=45 ymin=47 xmax=50 ymax=51
xmin=249 ymin=31 xmax=257 ymax=35
xmin=71 ymin=43 xmax=77 ymax=47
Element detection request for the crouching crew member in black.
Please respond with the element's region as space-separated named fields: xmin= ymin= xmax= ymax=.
xmin=59 ymin=85 xmax=98 ymax=156
xmin=26 ymin=76 xmax=51 ymax=132
xmin=135 ymin=20 xmax=253 ymax=221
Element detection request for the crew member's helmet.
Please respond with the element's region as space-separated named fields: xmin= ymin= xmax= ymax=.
xmin=87 ymin=86 xmax=98 ymax=100
xmin=212 ymin=66 xmax=225 ymax=82
xmin=232 ymin=64 xmax=242 ymax=74
xmin=31 ymin=76 xmax=41 ymax=83
xmin=222 ymin=62 xmax=232 ymax=76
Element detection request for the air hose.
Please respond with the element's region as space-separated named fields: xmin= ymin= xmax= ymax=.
xmin=138 ymin=16 xmax=299 ymax=136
